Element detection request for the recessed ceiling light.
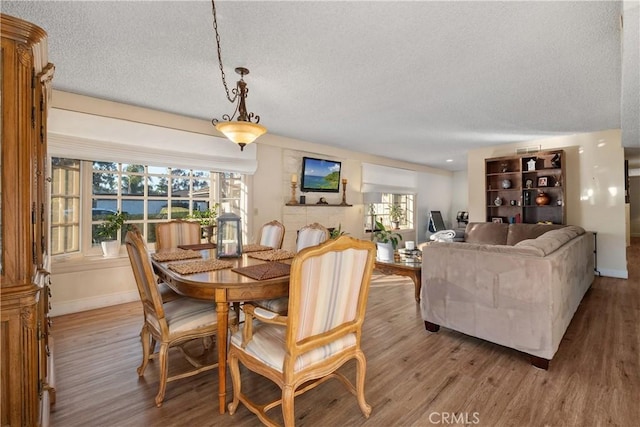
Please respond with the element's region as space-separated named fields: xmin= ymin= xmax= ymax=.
xmin=446 ymin=159 xmax=453 ymax=162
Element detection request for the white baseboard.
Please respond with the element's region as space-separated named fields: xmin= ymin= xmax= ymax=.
xmin=597 ymin=268 xmax=628 ymax=279
xmin=50 ymin=290 xmax=139 ymax=317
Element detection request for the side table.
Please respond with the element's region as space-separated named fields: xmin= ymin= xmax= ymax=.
xmin=374 ymin=259 xmax=422 ymax=302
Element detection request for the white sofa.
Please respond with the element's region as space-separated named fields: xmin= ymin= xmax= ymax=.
xmin=420 ymin=223 xmax=595 ymax=369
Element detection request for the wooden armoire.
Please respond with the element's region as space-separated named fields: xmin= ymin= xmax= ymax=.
xmin=1 ymin=14 xmax=55 ymax=426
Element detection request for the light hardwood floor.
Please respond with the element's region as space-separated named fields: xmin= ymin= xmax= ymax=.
xmin=50 ymin=241 xmax=640 ymax=426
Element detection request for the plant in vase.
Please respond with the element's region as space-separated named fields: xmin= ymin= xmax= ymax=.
xmin=388 ymin=204 xmax=405 ymax=230
xmin=372 ymin=220 xmax=402 ymax=262
xmin=96 ymin=211 xmax=128 ymax=257
xmin=187 ymin=203 xmax=220 ymax=242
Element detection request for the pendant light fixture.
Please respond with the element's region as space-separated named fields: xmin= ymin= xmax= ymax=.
xmin=210 ymin=0 xmax=267 ymax=151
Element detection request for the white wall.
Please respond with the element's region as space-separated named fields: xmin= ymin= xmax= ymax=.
xmin=468 ymin=129 xmax=627 ymax=278
xmin=49 ymin=91 xmax=453 ymax=315
xmin=630 ymin=175 xmax=640 ymax=236
xmin=416 ymin=172 xmax=454 ymax=242
xmin=451 ymin=170 xmax=469 ymax=227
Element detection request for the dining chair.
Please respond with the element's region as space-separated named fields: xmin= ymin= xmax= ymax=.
xmin=155 ymin=219 xmax=201 ymax=250
xmin=256 ymin=220 xmax=285 ymax=249
xmin=125 ymin=228 xmax=235 ymax=407
xmin=295 ymin=222 xmax=330 ymax=252
xmin=227 ymin=235 xmax=377 ymax=426
xmin=155 ymin=220 xmax=202 ymax=302
xmin=253 ymin=223 xmax=330 ymax=315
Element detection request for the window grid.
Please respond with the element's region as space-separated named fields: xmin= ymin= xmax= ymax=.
xmin=52 ymin=158 xmax=243 ymax=256
xmin=51 ymin=159 xmax=81 ymax=255
xmin=364 ymin=193 xmax=414 ymax=231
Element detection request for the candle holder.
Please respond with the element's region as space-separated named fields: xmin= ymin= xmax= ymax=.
xmin=340 ymin=179 xmax=348 ymax=205
xmin=289 ymin=182 xmax=298 ymax=205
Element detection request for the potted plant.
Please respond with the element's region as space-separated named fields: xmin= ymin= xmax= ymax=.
xmin=188 ymin=203 xmax=219 ymax=242
xmin=388 ymin=204 xmax=405 ymax=230
xmin=372 ymin=219 xmax=402 ymax=261
xmin=329 ymin=223 xmax=348 ymax=239
xmin=96 ymin=211 xmax=128 ymax=257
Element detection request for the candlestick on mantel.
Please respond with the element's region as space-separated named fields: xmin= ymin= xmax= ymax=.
xmin=291 ymin=174 xmax=297 ymax=184
xmin=288 ymin=182 xmax=298 ymax=205
xmin=340 ymin=178 xmax=348 ymax=205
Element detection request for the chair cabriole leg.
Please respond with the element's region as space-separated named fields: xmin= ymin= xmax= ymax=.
xmin=355 ymin=352 xmax=372 ymax=417
xmin=282 ymin=384 xmax=295 ymax=427
xmin=155 ymin=342 xmax=169 ymax=407
xmin=227 ymin=350 xmax=241 ymax=415
xmin=137 ymin=325 xmax=150 ymax=376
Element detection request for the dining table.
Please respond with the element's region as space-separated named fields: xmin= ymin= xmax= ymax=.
xmin=151 ymin=248 xmax=291 ymax=414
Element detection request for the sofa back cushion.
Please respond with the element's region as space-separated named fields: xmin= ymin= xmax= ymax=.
xmin=514 ymin=226 xmax=585 ymax=256
xmin=464 ymin=222 xmax=509 ymax=245
xmin=506 ymin=223 xmax=566 ymax=246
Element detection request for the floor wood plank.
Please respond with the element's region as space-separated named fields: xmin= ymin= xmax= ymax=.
xmin=50 ymin=240 xmax=639 ymax=426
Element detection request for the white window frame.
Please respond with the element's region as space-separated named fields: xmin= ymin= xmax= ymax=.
xmin=51 ymin=157 xmax=246 ymax=258
xmin=364 ymin=193 xmax=415 ymax=233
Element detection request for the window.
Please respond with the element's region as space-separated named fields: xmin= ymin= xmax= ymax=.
xmin=51 ymin=158 xmax=81 ymax=255
xmin=51 ymin=158 xmax=246 ymax=256
xmin=364 ymin=193 xmax=414 ymax=232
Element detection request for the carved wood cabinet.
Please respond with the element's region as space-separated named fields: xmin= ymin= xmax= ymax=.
xmin=1 ymin=14 xmax=55 ymax=426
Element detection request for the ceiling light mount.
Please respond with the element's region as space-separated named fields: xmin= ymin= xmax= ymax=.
xmin=210 ymin=0 xmax=266 ymax=151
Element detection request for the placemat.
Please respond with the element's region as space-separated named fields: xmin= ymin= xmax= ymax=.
xmin=167 ymin=259 xmax=233 ymax=275
xmin=232 ymin=262 xmax=291 ymax=280
xmin=177 ymin=243 xmax=216 ymax=250
xmin=151 ymin=248 xmax=202 ymax=262
xmin=247 ymin=249 xmax=296 ymax=261
xmin=242 ymin=244 xmax=273 ymax=253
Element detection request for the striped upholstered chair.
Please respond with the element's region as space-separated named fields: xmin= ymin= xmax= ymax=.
xmin=256 ymin=220 xmax=285 ymax=249
xmin=155 ymin=219 xmax=201 ymax=250
xmin=295 ymin=222 xmax=330 ymax=252
xmin=125 ymin=228 xmax=235 ymax=407
xmin=154 ymin=220 xmax=202 ymax=302
xmin=228 ymin=236 xmax=376 ymax=426
xmin=253 ymin=223 xmax=330 ymax=315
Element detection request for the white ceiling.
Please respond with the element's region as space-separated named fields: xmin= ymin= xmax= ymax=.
xmin=3 ymin=1 xmax=637 ymax=171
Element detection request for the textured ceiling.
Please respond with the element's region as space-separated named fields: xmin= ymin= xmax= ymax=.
xmin=2 ymin=1 xmax=634 ymax=171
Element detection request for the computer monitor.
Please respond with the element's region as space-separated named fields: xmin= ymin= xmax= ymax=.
xmin=428 ymin=211 xmax=447 ymax=232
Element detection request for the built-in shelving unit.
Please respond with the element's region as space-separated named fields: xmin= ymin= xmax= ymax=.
xmin=485 ymin=150 xmax=566 ymax=224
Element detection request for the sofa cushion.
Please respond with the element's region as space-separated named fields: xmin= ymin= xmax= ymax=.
xmin=506 ymin=223 xmax=566 ymax=246
xmin=464 ymin=222 xmax=509 ymax=245
xmin=514 ymin=226 xmax=585 ymax=256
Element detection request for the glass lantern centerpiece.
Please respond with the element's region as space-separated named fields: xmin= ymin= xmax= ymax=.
xmin=216 ymin=212 xmax=243 ymax=258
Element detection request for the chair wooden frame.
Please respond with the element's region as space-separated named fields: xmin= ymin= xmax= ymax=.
xmin=257 ymin=220 xmax=285 ymax=249
xmin=155 ymin=219 xmax=201 ymax=250
xmin=126 ymin=228 xmax=226 ymax=407
xmin=228 ymin=236 xmax=376 ymax=426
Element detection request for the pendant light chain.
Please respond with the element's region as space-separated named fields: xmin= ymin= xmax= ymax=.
xmin=211 ymin=0 xmax=236 ymax=103
xmin=209 ymin=0 xmax=267 ymax=151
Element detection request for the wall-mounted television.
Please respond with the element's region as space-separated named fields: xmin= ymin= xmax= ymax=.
xmin=300 ymin=157 xmax=342 ymax=193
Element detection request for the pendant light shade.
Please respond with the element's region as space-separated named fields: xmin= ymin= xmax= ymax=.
xmin=210 ymin=1 xmax=267 ymax=151
xmin=215 ymin=121 xmax=267 ymax=151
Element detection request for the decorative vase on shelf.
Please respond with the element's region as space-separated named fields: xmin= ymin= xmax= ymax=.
xmin=535 ymin=192 xmax=550 ymax=206
xmin=527 ymin=158 xmax=536 ymax=171
xmin=501 ymin=179 xmax=512 ymax=189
